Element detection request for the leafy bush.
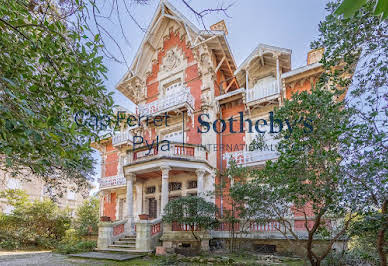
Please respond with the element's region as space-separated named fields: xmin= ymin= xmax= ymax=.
xmin=0 ymin=189 xmax=71 ymax=249
xmin=322 ymin=251 xmax=378 ymax=266
xmin=56 ymin=240 xmax=96 ymax=254
xmin=74 ymin=197 xmax=99 ymax=236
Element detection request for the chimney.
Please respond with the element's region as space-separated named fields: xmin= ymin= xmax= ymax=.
xmin=307 ymin=48 xmax=324 ymax=65
xmin=210 ymin=20 xmax=228 ymax=35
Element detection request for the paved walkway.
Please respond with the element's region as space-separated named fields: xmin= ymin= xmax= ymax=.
xmin=0 ymin=251 xmax=108 ymax=265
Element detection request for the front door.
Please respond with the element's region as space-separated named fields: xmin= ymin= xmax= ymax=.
xmin=148 ymin=198 xmax=157 ymax=219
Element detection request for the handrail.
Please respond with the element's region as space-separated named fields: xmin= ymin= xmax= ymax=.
xmin=98 ymin=175 xmax=126 ymax=189
xmin=138 ymin=86 xmax=194 ymax=117
xmin=130 ymin=143 xmax=208 ymax=163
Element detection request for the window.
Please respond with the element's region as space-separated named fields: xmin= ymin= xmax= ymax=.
xmin=188 ymin=180 xmax=197 ymax=189
xmin=163 ymin=130 xmax=184 ymax=143
xmin=168 ymin=182 xmax=182 ymax=191
xmin=146 ymin=186 xmax=156 ymax=194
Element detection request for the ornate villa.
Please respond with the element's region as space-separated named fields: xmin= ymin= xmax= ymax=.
xmin=93 ymin=0 xmax=339 ymax=254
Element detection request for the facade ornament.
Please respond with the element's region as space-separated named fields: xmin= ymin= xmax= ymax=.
xmin=200 ymin=90 xmax=212 ymax=111
xmin=161 ymin=48 xmax=182 ymax=72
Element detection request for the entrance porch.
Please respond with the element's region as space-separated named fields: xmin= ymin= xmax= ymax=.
xmin=97 ymin=155 xmax=215 ymax=252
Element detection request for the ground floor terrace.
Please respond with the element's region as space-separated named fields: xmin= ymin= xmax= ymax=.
xmin=96 ymin=155 xmax=343 ymax=255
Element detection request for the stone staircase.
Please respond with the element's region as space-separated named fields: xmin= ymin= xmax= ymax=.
xmin=108 ymin=235 xmax=136 ymax=251
xmin=96 ymin=235 xmax=147 ymax=253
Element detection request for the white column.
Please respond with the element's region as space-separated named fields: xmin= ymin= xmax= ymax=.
xmin=196 ymin=168 xmax=206 ymax=197
xmin=117 ymin=152 xmax=125 ymax=176
xmin=160 ymin=165 xmax=170 ymax=216
xmin=99 ymin=193 xmax=104 ymax=216
xmin=204 ymin=171 xmax=215 ymax=202
xmin=125 ymin=173 xmax=135 ymax=234
xmin=245 ymin=68 xmax=249 ymax=90
xmin=275 ymin=53 xmax=281 ymax=93
xmin=135 ymin=181 xmax=143 ymax=217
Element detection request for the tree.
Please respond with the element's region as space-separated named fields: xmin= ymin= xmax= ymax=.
xmin=0 ymin=0 xmax=114 ymax=193
xmin=312 ymin=1 xmax=387 ymax=264
xmin=0 ymin=0 xmax=232 ymax=195
xmin=241 ymin=86 xmax=355 ymax=266
xmin=218 ymin=159 xmax=252 ymax=252
xmin=335 ymin=0 xmax=388 ymax=19
xmin=74 ymin=197 xmax=99 ymax=236
xmin=162 ymin=196 xmax=219 ymax=243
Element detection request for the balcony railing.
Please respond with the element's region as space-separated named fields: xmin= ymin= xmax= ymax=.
xmin=112 ymin=130 xmax=133 ymax=146
xmin=223 ymin=148 xmax=279 ymax=168
xmin=98 ymin=175 xmax=126 ymax=189
xmin=137 ymin=86 xmax=194 ymax=117
xmin=129 ymin=143 xmax=207 ymax=164
xmin=246 ymin=79 xmax=279 ymax=103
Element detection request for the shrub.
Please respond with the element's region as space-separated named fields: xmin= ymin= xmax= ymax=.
xmin=74 ymin=197 xmax=99 ymax=236
xmin=56 ymin=240 xmax=96 ymax=254
xmin=0 ymin=189 xmax=71 ymax=249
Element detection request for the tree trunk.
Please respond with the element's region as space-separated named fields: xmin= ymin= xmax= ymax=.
xmin=377 ymin=199 xmax=387 ymax=266
xmin=306 ymin=233 xmax=320 ymax=266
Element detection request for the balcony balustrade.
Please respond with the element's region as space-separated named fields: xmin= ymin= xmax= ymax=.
xmin=223 ymin=147 xmax=279 ymax=167
xmin=246 ymin=78 xmax=279 ymax=103
xmin=98 ymin=175 xmax=126 ymax=189
xmin=137 ymin=86 xmax=194 ymax=117
xmin=129 ymin=143 xmax=207 ymax=164
xmin=112 ymin=130 xmax=133 ymax=146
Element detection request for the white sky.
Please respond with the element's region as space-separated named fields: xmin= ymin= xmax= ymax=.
xmin=91 ymin=0 xmax=330 ymax=190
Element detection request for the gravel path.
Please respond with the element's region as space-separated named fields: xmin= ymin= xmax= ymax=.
xmin=0 ymin=251 xmax=108 ymax=266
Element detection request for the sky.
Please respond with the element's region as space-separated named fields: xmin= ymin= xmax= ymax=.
xmin=91 ymin=0 xmax=330 ymax=190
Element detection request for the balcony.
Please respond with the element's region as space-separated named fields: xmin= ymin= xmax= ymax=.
xmin=128 ymin=143 xmax=208 ymax=164
xmin=223 ymin=148 xmax=279 ymax=168
xmin=246 ymin=77 xmax=279 ymax=104
xmin=112 ymin=130 xmax=133 ymax=146
xmin=98 ymin=175 xmax=126 ymax=189
xmin=137 ymin=86 xmax=194 ymax=117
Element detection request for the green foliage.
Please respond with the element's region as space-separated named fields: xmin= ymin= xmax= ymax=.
xmin=314 ymin=1 xmax=387 ymax=264
xmin=55 ymin=228 xmax=96 ymax=254
xmin=219 ymin=160 xmax=251 ymax=252
xmin=0 ymin=189 xmax=71 ymax=249
xmin=163 ymin=196 xmax=219 ymax=240
xmin=0 ymin=0 xmax=114 ymax=190
xmin=237 ymin=86 xmax=352 ymax=264
xmin=56 ymin=238 xmax=96 ymax=254
xmin=346 ymin=213 xmax=388 ymax=264
xmin=74 ymin=197 xmax=99 ymax=236
xmin=335 ymin=0 xmax=388 ymax=19
xmin=261 ymin=86 xmax=349 ymax=213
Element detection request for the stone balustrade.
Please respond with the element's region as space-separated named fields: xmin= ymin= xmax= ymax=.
xmin=97 ymin=219 xmax=128 ymax=249
xmin=135 ymin=218 xmax=163 ymax=252
xmin=128 ymin=143 xmax=208 ymax=164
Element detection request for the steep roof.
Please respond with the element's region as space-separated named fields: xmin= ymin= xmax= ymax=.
xmin=116 ymin=0 xmax=237 ymax=103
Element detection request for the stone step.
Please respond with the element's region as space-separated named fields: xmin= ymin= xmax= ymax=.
xmin=115 ymin=241 xmax=136 ymax=245
xmin=119 ymin=238 xmax=136 ymax=242
xmin=95 ymin=248 xmax=150 ymax=254
xmin=109 ymin=244 xmax=136 ymax=249
xmin=124 ymin=235 xmax=136 ymax=239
